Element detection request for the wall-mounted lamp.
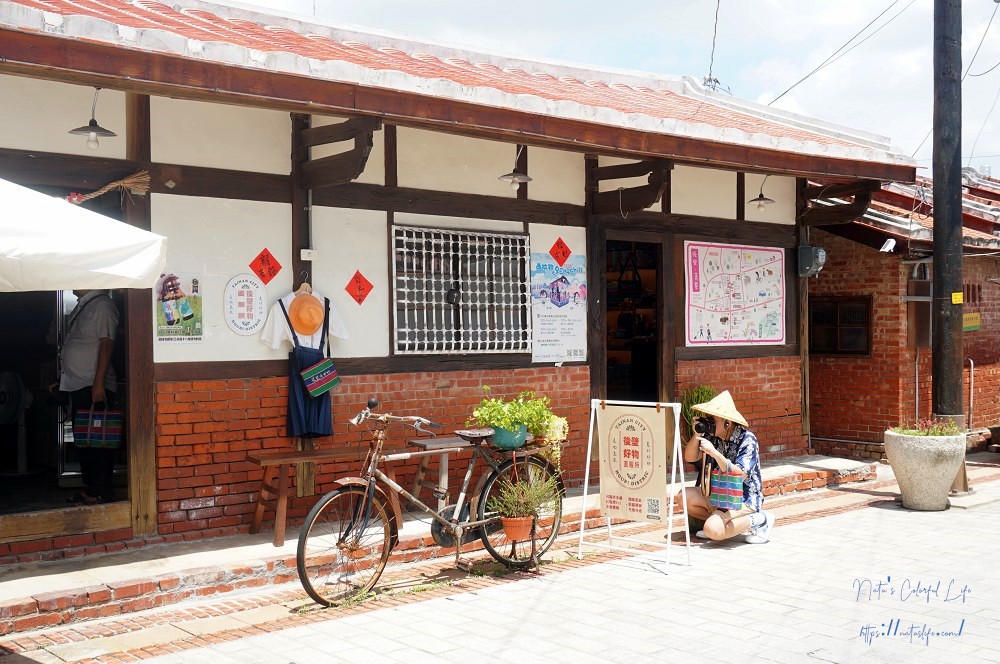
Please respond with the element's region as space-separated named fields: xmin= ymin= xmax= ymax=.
xmin=68 ymin=87 xmax=116 ymax=150
xmin=880 ymin=238 xmax=897 ymax=253
xmin=498 ymin=144 xmax=531 ymax=191
xmin=747 ymin=174 xmax=775 ymax=210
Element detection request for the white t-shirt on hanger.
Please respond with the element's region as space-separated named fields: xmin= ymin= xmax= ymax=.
xmin=260 ymin=290 xmax=349 ymax=351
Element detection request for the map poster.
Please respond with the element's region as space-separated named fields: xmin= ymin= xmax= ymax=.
xmin=595 ymin=404 xmax=671 ymax=524
xmin=684 ymin=241 xmax=786 ymax=346
xmin=530 ymin=251 xmax=588 ymax=362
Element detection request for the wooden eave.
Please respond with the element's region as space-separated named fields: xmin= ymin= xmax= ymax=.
xmin=0 ymin=28 xmax=916 ymax=182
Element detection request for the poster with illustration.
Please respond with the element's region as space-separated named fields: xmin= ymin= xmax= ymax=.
xmin=154 ymin=272 xmax=204 ymax=343
xmin=684 ymin=241 xmax=785 ymax=346
xmin=530 ymin=251 xmax=587 ymax=362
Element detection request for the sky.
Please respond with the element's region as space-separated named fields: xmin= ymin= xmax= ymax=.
xmin=232 ymin=0 xmax=1000 ymax=177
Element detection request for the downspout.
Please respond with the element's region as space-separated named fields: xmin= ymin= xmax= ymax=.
xmin=967 ymin=357 xmax=974 ymax=431
xmin=915 ymin=347 xmax=920 ymax=423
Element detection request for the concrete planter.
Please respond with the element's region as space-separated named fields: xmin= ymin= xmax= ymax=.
xmin=883 ymin=430 xmax=965 ymax=511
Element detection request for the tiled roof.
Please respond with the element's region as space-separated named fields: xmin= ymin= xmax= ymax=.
xmin=0 ymin=0 xmax=913 ymax=168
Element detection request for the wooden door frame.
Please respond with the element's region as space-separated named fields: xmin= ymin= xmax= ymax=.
xmin=588 ymin=218 xmax=675 ymax=402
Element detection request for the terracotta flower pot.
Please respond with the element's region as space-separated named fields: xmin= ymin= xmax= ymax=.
xmin=883 ymin=430 xmax=965 ymax=511
xmin=500 ymin=515 xmax=534 ymax=541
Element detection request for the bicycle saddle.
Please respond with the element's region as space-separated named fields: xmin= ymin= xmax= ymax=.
xmin=453 ymin=428 xmax=494 ymax=443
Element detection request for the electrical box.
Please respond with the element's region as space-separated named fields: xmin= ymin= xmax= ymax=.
xmin=798 ymin=246 xmax=827 ymax=277
xmin=907 ymin=279 xmax=931 ymax=348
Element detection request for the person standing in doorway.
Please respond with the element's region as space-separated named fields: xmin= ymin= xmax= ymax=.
xmin=58 ymin=290 xmax=119 ymax=505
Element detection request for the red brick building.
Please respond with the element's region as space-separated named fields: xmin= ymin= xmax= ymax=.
xmin=809 ymin=174 xmax=1000 ymax=459
xmin=0 ymin=0 xmax=914 ymax=562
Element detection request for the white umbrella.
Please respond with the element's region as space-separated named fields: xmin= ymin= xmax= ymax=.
xmin=0 ymin=177 xmax=166 ymax=292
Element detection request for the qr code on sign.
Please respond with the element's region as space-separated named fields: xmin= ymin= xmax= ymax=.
xmin=646 ymin=498 xmax=660 ymax=515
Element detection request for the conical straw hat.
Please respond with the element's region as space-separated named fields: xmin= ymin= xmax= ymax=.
xmin=691 ymin=390 xmax=748 ymax=427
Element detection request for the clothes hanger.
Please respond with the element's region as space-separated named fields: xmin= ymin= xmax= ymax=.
xmin=295 ymin=271 xmax=312 ymax=295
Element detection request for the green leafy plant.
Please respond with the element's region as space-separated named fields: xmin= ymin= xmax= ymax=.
xmin=891 ymin=418 xmax=962 ymax=436
xmin=470 ymin=387 xmax=555 ymax=436
xmin=486 ymin=475 xmax=560 ymax=518
xmin=680 ymin=385 xmax=718 ymax=438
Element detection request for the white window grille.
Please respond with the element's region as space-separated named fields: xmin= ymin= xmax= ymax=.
xmin=392 ymin=225 xmax=531 ymax=354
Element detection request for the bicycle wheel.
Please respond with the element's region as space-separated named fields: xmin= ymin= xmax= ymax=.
xmin=296 ymin=486 xmax=392 ymax=606
xmin=478 ymin=455 xmax=564 ymax=568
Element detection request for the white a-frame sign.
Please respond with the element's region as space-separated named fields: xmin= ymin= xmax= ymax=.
xmin=576 ymin=399 xmax=691 ymax=571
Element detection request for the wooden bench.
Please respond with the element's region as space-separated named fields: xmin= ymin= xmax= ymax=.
xmin=246 ymin=448 xmax=361 ymax=547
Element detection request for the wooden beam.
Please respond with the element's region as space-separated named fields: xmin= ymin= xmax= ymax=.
xmin=516 ymin=143 xmax=528 ymax=201
xmin=300 ymin=116 xmax=381 ymax=147
xmin=802 ymin=181 xmax=881 ymax=200
xmin=736 ymin=172 xmax=746 ymax=221
xmin=799 ymin=189 xmax=873 ymax=226
xmin=593 ymin=159 xmax=660 ymax=181
xmin=291 ymin=113 xmax=310 ymax=289
xmin=0 ymin=501 xmax=131 ymax=544
xmin=592 ymin=161 xmax=671 ymax=216
xmin=124 ymin=92 xmax=157 ymax=537
xmin=300 ymin=139 xmax=373 ymax=189
xmin=384 ymin=124 xmax=398 ymax=187
xmin=0 ymin=28 xmax=917 ymax=182
xmin=0 ymin=147 xmax=292 ymax=201
xmin=312 ymin=182 xmax=586 ymax=226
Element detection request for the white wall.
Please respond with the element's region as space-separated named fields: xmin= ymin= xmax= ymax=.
xmin=671 ymin=165 xmax=739 ymax=219
xmin=310 ymin=114 xmax=385 ymax=186
xmin=529 ymin=223 xmax=586 ymax=263
xmin=0 ymin=75 xmax=126 ymax=158
xmin=151 ymin=194 xmax=292 ymax=362
xmin=310 ymin=207 xmax=389 ymax=358
xmin=151 ymin=98 xmax=290 ymax=174
xmin=528 ymin=146 xmax=585 ymax=205
xmin=397 ymin=127 xmax=517 ymax=197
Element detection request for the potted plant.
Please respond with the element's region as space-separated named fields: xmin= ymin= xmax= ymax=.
xmin=470 ymin=387 xmax=556 ymax=450
xmin=680 ymin=385 xmax=718 ymax=439
xmin=884 ymin=418 xmax=965 ymax=511
xmin=486 ymin=475 xmax=560 ymax=540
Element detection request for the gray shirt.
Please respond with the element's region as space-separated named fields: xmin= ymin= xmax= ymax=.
xmin=60 ymin=291 xmax=119 ymax=393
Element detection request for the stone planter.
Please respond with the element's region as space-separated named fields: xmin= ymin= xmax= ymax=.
xmin=883 ymin=430 xmax=966 ymax=511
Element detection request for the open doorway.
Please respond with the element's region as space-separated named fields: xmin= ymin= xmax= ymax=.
xmin=0 ymin=189 xmax=129 ymax=515
xmin=605 ymin=239 xmax=661 ymax=402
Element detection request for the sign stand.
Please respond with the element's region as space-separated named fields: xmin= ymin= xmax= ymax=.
xmin=575 ymin=399 xmax=691 ymax=572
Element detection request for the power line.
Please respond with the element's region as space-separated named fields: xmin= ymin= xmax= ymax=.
xmin=968 ymin=81 xmax=1000 ymax=167
xmin=768 ymin=0 xmax=901 ymax=106
xmin=912 ymin=1 xmax=1000 ymax=158
xmin=703 ymin=0 xmax=729 ymax=93
xmin=823 ymin=0 xmax=916 ymax=70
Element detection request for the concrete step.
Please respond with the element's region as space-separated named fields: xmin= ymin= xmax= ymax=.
xmin=0 ymin=454 xmax=879 ymax=635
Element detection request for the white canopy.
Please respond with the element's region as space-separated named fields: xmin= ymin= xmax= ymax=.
xmin=0 ymin=177 xmax=167 ymax=292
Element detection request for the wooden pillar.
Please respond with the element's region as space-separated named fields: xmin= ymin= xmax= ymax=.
xmin=124 ymin=92 xmax=157 ymax=535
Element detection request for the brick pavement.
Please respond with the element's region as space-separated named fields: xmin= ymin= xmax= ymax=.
xmin=2 ymin=459 xmax=999 ymax=663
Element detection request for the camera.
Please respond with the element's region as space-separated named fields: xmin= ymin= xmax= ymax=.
xmin=693 ymin=416 xmax=716 ymax=435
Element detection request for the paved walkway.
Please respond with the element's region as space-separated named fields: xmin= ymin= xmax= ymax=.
xmin=2 ymin=456 xmax=999 ymax=663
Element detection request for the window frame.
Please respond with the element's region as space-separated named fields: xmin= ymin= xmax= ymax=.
xmin=808 ymin=295 xmax=873 ymax=356
xmin=390 ymin=224 xmax=532 ymax=356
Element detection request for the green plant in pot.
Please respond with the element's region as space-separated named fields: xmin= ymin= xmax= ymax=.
xmin=486 ymin=474 xmax=560 ymax=540
xmin=680 ymin=385 xmax=718 ymax=439
xmin=884 ymin=418 xmax=965 ymax=511
xmin=470 ymin=387 xmax=555 ymax=450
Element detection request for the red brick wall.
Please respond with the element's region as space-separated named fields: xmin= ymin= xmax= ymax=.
xmin=675 ymin=356 xmax=806 ymax=459
xmin=809 ymin=231 xmax=1000 ymax=458
xmin=154 ymin=367 xmax=591 ymax=539
xmin=808 ymin=231 xmax=908 ymax=444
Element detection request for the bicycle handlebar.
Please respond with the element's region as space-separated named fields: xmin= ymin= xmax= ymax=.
xmin=348 ymin=405 xmax=443 ymax=433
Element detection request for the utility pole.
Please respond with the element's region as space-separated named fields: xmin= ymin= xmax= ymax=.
xmin=932 ymin=0 xmax=964 ymax=426
xmin=933 ymin=0 xmax=971 ymax=494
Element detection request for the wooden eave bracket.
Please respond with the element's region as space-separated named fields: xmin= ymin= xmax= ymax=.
xmin=299 ymin=116 xmax=382 ymax=189
xmin=800 ymin=180 xmax=881 ymax=226
xmin=591 ymin=159 xmax=672 ymax=216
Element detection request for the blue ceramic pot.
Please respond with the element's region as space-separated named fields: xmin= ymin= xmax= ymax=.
xmin=491 ymin=424 xmax=527 ymax=450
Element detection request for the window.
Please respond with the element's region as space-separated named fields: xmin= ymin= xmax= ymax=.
xmin=392 ymin=225 xmax=531 ymax=354
xmin=809 ymin=296 xmax=871 ymax=355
